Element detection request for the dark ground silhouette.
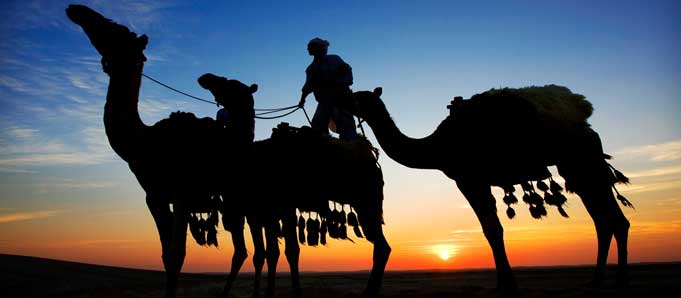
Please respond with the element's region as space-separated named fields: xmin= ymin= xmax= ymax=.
xmin=2 ymin=254 xmax=679 ymax=298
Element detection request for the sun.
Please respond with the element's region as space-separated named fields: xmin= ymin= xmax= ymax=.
xmin=431 ymin=244 xmax=457 ymax=261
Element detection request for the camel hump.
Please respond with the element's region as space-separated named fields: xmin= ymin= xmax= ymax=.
xmin=471 ymin=84 xmax=593 ymax=130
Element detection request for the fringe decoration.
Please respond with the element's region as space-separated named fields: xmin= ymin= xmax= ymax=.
xmin=503 ymin=193 xmax=518 ymax=205
xmin=348 ymin=209 xmax=363 ymax=238
xmin=537 ymin=181 xmax=549 ymax=192
xmin=557 ymin=206 xmax=569 ymax=218
xmin=347 ymin=210 xmax=359 ymax=227
xmin=506 ymin=206 xmax=516 ymax=219
xmin=613 ymin=186 xmax=635 ymax=209
xmin=298 ymin=214 xmax=306 ymax=244
xmin=189 ymin=214 xmax=204 ymax=246
xmin=306 ymin=216 xmax=320 ymax=246
xmin=353 ymin=225 xmax=364 ymax=238
xmin=549 ymin=178 xmax=563 ymax=193
xmin=613 ymin=169 xmax=630 ymax=184
xmin=198 ymin=216 xmax=208 ymax=245
xmin=207 ymin=226 xmax=218 ymax=247
xmin=320 ymin=219 xmax=328 ymax=245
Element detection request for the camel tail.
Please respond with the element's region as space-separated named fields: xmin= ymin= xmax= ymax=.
xmin=606 ymin=159 xmax=635 ymax=209
xmin=557 ymin=128 xmax=634 ymax=210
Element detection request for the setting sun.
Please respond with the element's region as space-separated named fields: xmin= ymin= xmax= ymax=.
xmin=431 ymin=244 xmax=458 ymax=261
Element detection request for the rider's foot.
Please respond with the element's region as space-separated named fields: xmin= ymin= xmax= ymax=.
xmin=65 ymin=4 xmax=147 ymax=65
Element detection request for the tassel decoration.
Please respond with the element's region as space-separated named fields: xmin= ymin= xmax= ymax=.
xmin=537 ymin=181 xmax=549 ymax=192
xmin=506 ymin=207 xmax=516 ymax=219
xmin=529 ymin=192 xmax=543 ymax=205
xmin=529 ymin=205 xmax=542 ymax=219
xmin=320 ymin=219 xmax=328 ymax=245
xmin=558 ymin=206 xmax=569 ymax=218
xmin=353 ymin=225 xmax=364 ymax=238
xmin=544 ymin=192 xmax=556 ymax=206
xmin=306 ymin=218 xmax=318 ymax=246
xmin=617 ymin=194 xmax=634 ymax=209
xmin=503 ymin=193 xmax=518 ymax=205
xmin=554 ymin=193 xmax=567 ymax=206
xmin=550 ymin=179 xmax=563 ymax=193
xmin=339 ymin=224 xmax=348 ymax=239
xmin=613 ymin=169 xmax=630 ymax=184
xmin=298 ymin=215 xmax=306 ymax=244
xmin=207 ymin=226 xmax=218 ymax=247
xmin=347 ymin=210 xmax=359 ymax=227
xmin=522 ymin=193 xmax=531 ymax=204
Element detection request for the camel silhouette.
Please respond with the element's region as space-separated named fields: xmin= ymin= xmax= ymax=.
xmin=222 ymin=123 xmax=387 ymax=298
xmin=65 ymin=4 xmax=389 ymax=298
xmin=351 ymin=87 xmax=632 ymax=296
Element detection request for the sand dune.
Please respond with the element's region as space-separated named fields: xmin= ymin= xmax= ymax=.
xmin=1 ymin=254 xmax=679 ymax=298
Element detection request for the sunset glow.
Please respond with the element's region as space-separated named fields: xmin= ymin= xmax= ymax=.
xmin=432 ymin=244 xmax=458 ymax=261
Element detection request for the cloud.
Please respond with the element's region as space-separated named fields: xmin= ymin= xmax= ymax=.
xmin=0 ymin=210 xmax=65 ymax=223
xmin=0 ymin=75 xmax=32 ymax=93
xmin=615 ymin=140 xmax=681 ymax=162
xmin=7 ymin=127 xmax=38 ymax=139
xmin=35 ymin=178 xmax=116 ymax=193
xmin=0 ymin=125 xmax=116 ymax=171
xmin=618 ymin=180 xmax=681 ymax=194
xmin=625 ymin=165 xmax=681 ymax=179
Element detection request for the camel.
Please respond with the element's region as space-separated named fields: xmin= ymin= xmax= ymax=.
xmin=66 ymin=5 xmax=389 ymax=298
xmin=351 ymin=87 xmax=632 ymax=295
xmin=221 ymin=123 xmax=388 ymax=298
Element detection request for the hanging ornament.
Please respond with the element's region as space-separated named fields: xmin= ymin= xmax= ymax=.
xmin=298 ymin=214 xmax=306 ymax=244
xmin=320 ymin=219 xmax=328 ymax=245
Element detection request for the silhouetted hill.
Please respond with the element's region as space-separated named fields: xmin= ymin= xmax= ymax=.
xmin=1 ymin=253 xmax=679 ymax=298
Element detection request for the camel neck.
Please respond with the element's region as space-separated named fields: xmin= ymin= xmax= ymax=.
xmin=103 ymin=65 xmax=148 ymax=162
xmin=366 ymin=103 xmax=441 ymax=170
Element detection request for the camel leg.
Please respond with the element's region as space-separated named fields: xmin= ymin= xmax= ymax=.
xmin=249 ymin=218 xmax=266 ymax=298
xmin=160 ymin=202 xmax=188 ymax=298
xmin=363 ymin=224 xmax=391 ymax=298
xmin=282 ymin=213 xmax=302 ymax=297
xmin=576 ymin=182 xmax=629 ymax=287
xmin=146 ymin=195 xmax=182 ymax=298
xmin=457 ymin=180 xmax=518 ymax=296
xmin=264 ymin=221 xmax=281 ymax=298
xmin=221 ymin=224 xmax=248 ymax=298
xmin=612 ymin=203 xmax=630 ymax=287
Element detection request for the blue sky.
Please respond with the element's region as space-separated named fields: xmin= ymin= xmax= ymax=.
xmin=1 ymin=0 xmax=680 ymax=271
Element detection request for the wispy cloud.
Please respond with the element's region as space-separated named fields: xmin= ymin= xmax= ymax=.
xmin=615 ymin=140 xmax=681 ymax=162
xmin=0 ymin=210 xmax=65 ymax=223
xmin=618 ymin=180 xmax=681 ymax=194
xmin=0 ymin=125 xmax=115 ymax=171
xmin=35 ymin=177 xmax=115 ymax=193
xmin=625 ymin=165 xmax=681 ymax=179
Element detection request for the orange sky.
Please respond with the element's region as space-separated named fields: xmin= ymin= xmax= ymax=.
xmin=2 ymin=156 xmax=680 ymax=273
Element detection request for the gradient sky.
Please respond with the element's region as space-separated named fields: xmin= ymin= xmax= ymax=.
xmin=1 ymin=0 xmax=680 ymax=273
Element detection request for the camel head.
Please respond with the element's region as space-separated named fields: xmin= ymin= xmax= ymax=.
xmin=198 ymin=73 xmax=257 ymax=110
xmin=351 ymin=87 xmax=384 ymax=121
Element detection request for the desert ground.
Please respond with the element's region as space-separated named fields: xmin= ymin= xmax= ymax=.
xmin=1 ymin=254 xmax=679 ymax=298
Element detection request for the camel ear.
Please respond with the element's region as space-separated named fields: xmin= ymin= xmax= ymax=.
xmin=249 ymin=84 xmax=258 ymax=94
xmin=373 ymin=87 xmax=383 ymax=97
